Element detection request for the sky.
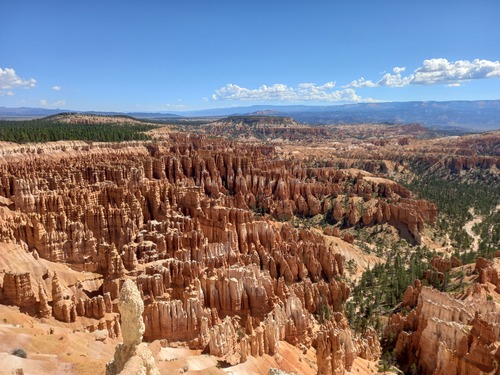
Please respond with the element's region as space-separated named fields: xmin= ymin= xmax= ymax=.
xmin=1 ymin=0 xmax=500 ymax=112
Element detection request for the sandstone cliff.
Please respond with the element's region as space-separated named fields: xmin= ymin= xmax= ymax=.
xmin=387 ymin=284 xmax=500 ymax=375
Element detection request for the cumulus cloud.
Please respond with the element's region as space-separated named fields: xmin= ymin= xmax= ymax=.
xmin=0 ymin=90 xmax=14 ymax=96
xmin=345 ymin=77 xmax=378 ymax=88
xmin=0 ymin=68 xmax=36 ymax=90
xmin=378 ymin=67 xmax=413 ymax=87
xmin=211 ymin=82 xmax=376 ymax=103
xmin=412 ymin=58 xmax=500 ymax=85
xmin=345 ymin=58 xmax=500 ymax=88
xmin=52 ymin=86 xmax=61 ymax=91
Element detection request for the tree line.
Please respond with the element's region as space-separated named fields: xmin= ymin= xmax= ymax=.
xmin=0 ymin=119 xmax=156 ymax=143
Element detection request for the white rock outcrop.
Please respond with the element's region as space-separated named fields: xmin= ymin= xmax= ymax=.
xmin=106 ymin=279 xmax=159 ymax=375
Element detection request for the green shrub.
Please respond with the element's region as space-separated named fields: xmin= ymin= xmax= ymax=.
xmin=11 ymin=348 xmax=27 ymax=358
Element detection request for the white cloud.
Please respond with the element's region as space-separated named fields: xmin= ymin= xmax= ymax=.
xmin=161 ymin=103 xmax=187 ymax=110
xmin=377 ymin=67 xmax=414 ymax=87
xmin=40 ymin=99 xmax=65 ymax=108
xmin=345 ymin=58 xmax=500 ymax=88
xmin=52 ymin=86 xmax=61 ymax=91
xmin=345 ymin=77 xmax=378 ymax=88
xmin=0 ymin=68 xmax=36 ymax=90
xmin=211 ymin=82 xmax=376 ymax=103
xmin=345 ymin=66 xmax=412 ymax=88
xmin=412 ymin=58 xmax=500 ymax=85
xmin=0 ymin=91 xmax=15 ymax=96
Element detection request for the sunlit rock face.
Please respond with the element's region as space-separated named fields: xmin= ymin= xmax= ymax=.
xmin=387 ymin=285 xmax=500 ymax=375
xmin=106 ymin=279 xmax=159 ymax=375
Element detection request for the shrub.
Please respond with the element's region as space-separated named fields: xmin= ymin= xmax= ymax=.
xmin=11 ymin=348 xmax=27 ymax=358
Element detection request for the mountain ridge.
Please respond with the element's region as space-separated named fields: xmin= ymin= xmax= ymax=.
xmin=0 ymin=107 xmax=179 ymax=119
xmin=2 ymin=99 xmax=500 ymax=131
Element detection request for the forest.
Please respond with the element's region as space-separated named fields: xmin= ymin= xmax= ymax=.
xmin=0 ymin=118 xmax=155 ymax=143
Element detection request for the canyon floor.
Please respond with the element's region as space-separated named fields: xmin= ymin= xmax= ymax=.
xmin=0 ymin=115 xmax=498 ymax=374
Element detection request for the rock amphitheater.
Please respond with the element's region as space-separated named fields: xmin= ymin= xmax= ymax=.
xmin=0 ymin=129 xmax=498 ymax=374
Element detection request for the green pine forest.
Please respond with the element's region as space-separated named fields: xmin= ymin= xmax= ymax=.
xmin=0 ymin=117 xmax=156 ymax=143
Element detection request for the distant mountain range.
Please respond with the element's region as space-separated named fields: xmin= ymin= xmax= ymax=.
xmin=175 ymin=100 xmax=500 ymax=131
xmin=2 ymin=100 xmax=500 ymax=131
xmin=0 ymin=107 xmax=179 ymax=119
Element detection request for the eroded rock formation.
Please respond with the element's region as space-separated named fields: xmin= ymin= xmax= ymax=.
xmin=2 ymin=114 xmax=499 ymax=375
xmin=0 ymin=135 xmax=445 ymax=372
xmin=476 ymin=257 xmax=500 ymax=292
xmin=1 ymin=272 xmax=36 ymax=307
xmin=387 ymin=285 xmax=500 ymax=375
xmin=316 ymin=313 xmax=381 ymax=375
xmin=106 ymin=279 xmax=159 ymax=375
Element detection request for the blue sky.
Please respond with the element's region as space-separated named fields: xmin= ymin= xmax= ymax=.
xmin=1 ymin=0 xmax=499 ymax=111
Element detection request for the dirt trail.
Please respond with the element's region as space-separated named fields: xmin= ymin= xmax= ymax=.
xmin=464 ymin=204 xmax=500 ymax=252
xmin=464 ymin=212 xmax=483 ymax=252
